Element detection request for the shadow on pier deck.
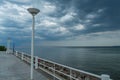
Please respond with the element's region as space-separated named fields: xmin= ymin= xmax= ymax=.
xmin=0 ymin=51 xmax=49 ymax=80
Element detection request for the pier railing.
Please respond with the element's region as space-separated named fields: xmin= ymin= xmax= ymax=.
xmin=13 ymin=51 xmax=112 ymax=80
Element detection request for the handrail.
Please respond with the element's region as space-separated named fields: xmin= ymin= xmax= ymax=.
xmin=38 ymin=57 xmax=101 ymax=78
xmin=13 ymin=51 xmax=112 ymax=80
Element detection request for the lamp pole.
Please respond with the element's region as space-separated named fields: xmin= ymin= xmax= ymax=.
xmin=27 ymin=8 xmax=40 ymax=80
xmin=7 ymin=38 xmax=11 ymax=54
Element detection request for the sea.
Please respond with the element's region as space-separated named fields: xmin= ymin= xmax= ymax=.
xmin=17 ymin=46 xmax=120 ymax=80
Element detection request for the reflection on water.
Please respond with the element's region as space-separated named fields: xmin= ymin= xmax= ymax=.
xmin=17 ymin=47 xmax=120 ymax=80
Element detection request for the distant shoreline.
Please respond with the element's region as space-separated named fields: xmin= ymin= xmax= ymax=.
xmin=58 ymin=46 xmax=120 ymax=48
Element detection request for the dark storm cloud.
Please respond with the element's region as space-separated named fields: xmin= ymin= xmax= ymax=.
xmin=33 ymin=0 xmax=120 ymax=40
xmin=48 ymin=0 xmax=120 ymax=37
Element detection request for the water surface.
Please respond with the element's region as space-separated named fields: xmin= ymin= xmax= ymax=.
xmin=18 ymin=47 xmax=120 ymax=80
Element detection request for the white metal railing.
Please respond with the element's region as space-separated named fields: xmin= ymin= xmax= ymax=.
xmin=13 ymin=51 xmax=112 ymax=80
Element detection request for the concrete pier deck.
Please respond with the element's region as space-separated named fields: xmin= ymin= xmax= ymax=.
xmin=0 ymin=51 xmax=48 ymax=80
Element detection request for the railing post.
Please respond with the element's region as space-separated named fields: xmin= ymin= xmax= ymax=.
xmin=101 ymin=74 xmax=110 ymax=80
xmin=53 ymin=63 xmax=55 ymax=80
xmin=35 ymin=56 xmax=38 ymax=69
xmin=21 ymin=53 xmax=24 ymax=60
xmin=85 ymin=77 xmax=90 ymax=80
xmin=16 ymin=51 xmax=18 ymax=56
xmin=70 ymin=69 xmax=72 ymax=80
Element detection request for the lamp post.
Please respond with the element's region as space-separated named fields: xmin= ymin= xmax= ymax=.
xmin=27 ymin=8 xmax=40 ymax=80
xmin=6 ymin=37 xmax=11 ymax=54
xmin=13 ymin=42 xmax=15 ymax=53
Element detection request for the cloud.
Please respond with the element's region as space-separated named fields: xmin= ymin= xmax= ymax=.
xmin=0 ymin=0 xmax=32 ymax=40
xmin=86 ymin=14 xmax=97 ymax=19
xmin=34 ymin=1 xmax=57 ymax=15
xmin=39 ymin=30 xmax=120 ymax=46
xmin=73 ymin=24 xmax=85 ymax=31
xmin=39 ymin=20 xmax=58 ymax=27
xmin=42 ymin=2 xmax=56 ymax=14
xmin=92 ymin=24 xmax=103 ymax=27
xmin=0 ymin=0 xmax=120 ymax=46
xmin=8 ymin=0 xmax=31 ymax=3
xmin=60 ymin=12 xmax=77 ymax=22
xmin=53 ymin=27 xmax=70 ymax=36
xmin=0 ymin=1 xmax=31 ymax=24
xmin=35 ymin=36 xmax=44 ymax=40
xmin=97 ymin=8 xmax=106 ymax=13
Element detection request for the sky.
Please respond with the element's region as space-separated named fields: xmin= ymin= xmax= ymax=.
xmin=0 ymin=0 xmax=120 ymax=47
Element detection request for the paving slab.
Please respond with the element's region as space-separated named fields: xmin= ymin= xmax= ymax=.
xmin=0 ymin=51 xmax=48 ymax=80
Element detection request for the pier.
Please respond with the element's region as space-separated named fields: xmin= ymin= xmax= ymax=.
xmin=0 ymin=51 xmax=112 ymax=80
xmin=0 ymin=51 xmax=48 ymax=80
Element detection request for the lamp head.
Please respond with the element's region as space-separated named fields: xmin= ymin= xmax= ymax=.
xmin=27 ymin=8 xmax=40 ymax=16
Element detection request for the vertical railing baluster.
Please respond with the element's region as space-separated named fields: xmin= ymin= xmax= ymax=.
xmin=16 ymin=51 xmax=18 ymax=56
xmin=85 ymin=76 xmax=90 ymax=80
xmin=21 ymin=52 xmax=24 ymax=60
xmin=53 ymin=63 xmax=55 ymax=80
xmin=70 ymin=69 xmax=72 ymax=80
xmin=35 ymin=56 xmax=38 ymax=69
xmin=101 ymin=74 xmax=110 ymax=80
